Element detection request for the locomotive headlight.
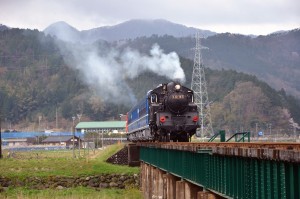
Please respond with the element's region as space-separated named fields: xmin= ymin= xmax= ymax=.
xmin=175 ymin=84 xmax=181 ymax=91
xmin=193 ymin=116 xmax=199 ymax=122
xmin=160 ymin=116 xmax=166 ymax=123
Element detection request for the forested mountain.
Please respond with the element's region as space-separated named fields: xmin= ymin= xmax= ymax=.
xmin=0 ymin=28 xmax=299 ymax=133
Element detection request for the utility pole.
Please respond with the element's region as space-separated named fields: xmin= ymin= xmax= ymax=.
xmin=38 ymin=116 xmax=42 ymax=132
xmin=191 ymin=32 xmax=214 ymax=137
xmin=77 ymin=114 xmax=82 ymax=156
xmin=56 ymin=106 xmax=58 ymax=129
xmin=72 ymin=116 xmax=76 ymax=158
xmin=77 ymin=114 xmax=82 ymax=122
xmin=255 ymin=123 xmax=258 ymax=137
xmin=102 ymin=129 xmax=104 ymax=148
xmin=0 ymin=115 xmax=2 ymax=159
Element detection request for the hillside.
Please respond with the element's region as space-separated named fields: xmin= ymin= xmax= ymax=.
xmin=0 ymin=28 xmax=299 ymax=134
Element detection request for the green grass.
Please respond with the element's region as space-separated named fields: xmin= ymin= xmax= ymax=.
xmin=0 ymin=144 xmax=142 ymax=198
xmin=0 ymin=144 xmax=139 ymax=179
xmin=0 ymin=186 xmax=142 ymax=199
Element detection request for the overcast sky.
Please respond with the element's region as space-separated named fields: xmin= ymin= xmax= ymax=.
xmin=0 ymin=0 xmax=299 ymax=35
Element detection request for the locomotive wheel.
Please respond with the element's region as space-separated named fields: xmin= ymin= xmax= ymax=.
xmin=166 ymin=133 xmax=170 ymax=142
xmin=157 ymin=130 xmax=170 ymax=142
xmin=177 ymin=133 xmax=189 ymax=142
xmin=159 ymin=135 xmax=169 ymax=142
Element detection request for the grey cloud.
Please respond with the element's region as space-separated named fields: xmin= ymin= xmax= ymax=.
xmin=0 ymin=0 xmax=299 ymax=34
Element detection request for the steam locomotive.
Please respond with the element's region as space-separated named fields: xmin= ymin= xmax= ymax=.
xmin=126 ymin=82 xmax=199 ymax=142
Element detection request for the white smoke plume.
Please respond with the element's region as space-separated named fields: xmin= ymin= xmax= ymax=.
xmin=120 ymin=44 xmax=185 ymax=81
xmin=58 ymin=41 xmax=185 ymax=105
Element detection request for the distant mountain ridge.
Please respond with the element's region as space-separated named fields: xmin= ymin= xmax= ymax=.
xmin=0 ymin=24 xmax=9 ymax=31
xmin=43 ymin=21 xmax=80 ymax=42
xmin=44 ymin=19 xmax=216 ymax=42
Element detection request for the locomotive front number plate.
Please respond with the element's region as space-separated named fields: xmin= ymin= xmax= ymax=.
xmin=172 ymin=95 xmax=185 ymax=99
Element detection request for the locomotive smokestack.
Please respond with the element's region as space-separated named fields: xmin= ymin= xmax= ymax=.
xmin=174 ymin=78 xmax=182 ymax=84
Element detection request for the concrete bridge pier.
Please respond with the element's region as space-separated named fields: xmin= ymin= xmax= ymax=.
xmin=141 ymin=162 xmax=218 ymax=199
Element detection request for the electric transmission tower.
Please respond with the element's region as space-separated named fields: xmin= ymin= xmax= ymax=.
xmin=191 ymin=32 xmax=214 ymax=137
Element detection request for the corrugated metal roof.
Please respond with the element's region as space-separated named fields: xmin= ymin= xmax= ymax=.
xmin=75 ymin=121 xmax=126 ymax=129
xmin=42 ymin=136 xmax=76 ymax=142
xmin=3 ymin=138 xmax=28 ymax=142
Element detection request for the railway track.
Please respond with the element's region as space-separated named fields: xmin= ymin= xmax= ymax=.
xmin=138 ymin=142 xmax=300 ymax=162
xmin=138 ymin=142 xmax=300 ymax=150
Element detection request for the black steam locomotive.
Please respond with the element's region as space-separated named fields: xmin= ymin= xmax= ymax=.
xmin=126 ymin=82 xmax=199 ymax=142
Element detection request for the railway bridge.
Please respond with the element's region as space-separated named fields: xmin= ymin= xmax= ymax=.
xmin=136 ymin=142 xmax=300 ymax=199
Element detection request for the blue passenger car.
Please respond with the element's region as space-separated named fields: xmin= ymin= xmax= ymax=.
xmin=127 ymin=94 xmax=150 ymax=140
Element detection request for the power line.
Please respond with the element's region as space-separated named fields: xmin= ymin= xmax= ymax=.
xmin=191 ymin=32 xmax=214 ymax=137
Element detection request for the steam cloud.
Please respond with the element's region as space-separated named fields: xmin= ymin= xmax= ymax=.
xmin=58 ymin=41 xmax=185 ymax=105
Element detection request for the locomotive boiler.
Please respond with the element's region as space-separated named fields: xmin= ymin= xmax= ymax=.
xmin=127 ymin=82 xmax=199 ymax=142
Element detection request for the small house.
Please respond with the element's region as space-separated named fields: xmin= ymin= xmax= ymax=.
xmin=2 ymin=137 xmax=36 ymax=147
xmin=41 ymin=136 xmax=83 ymax=148
xmin=75 ymin=121 xmax=126 ymax=134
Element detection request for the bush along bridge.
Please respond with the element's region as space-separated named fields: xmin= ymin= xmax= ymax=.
xmin=133 ymin=131 xmax=300 ymax=199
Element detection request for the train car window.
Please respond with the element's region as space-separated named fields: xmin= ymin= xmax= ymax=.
xmin=187 ymin=94 xmax=194 ymax=102
xmin=187 ymin=91 xmax=194 ymax=102
xmin=140 ymin=107 xmax=146 ymax=116
xmin=163 ymin=84 xmax=167 ymax=91
xmin=150 ymin=94 xmax=157 ymax=103
xmin=139 ymin=101 xmax=147 ymax=116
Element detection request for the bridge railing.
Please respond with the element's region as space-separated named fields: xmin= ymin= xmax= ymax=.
xmin=140 ymin=145 xmax=299 ymax=199
xmin=226 ymin=131 xmax=250 ymax=142
xmin=208 ymin=130 xmax=250 ymax=142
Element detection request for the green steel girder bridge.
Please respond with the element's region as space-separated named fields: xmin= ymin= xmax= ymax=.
xmin=138 ymin=142 xmax=300 ymax=199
